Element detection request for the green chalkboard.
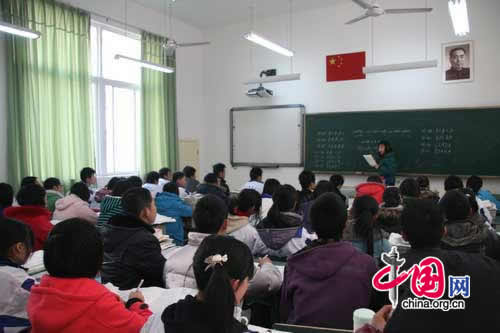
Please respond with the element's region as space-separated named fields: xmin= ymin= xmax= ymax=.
xmin=305 ymin=108 xmax=500 ymax=176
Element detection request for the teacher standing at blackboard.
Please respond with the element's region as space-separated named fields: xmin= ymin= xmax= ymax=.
xmin=374 ymin=141 xmax=397 ymax=186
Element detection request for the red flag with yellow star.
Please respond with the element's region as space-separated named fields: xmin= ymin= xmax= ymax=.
xmin=326 ymin=51 xmax=366 ymax=82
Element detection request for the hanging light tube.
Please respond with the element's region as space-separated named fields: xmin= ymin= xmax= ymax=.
xmin=243 ymin=31 xmax=294 ymax=57
xmin=448 ymin=0 xmax=470 ymax=36
xmin=114 ymin=54 xmax=175 ymax=74
xmin=363 ymin=60 xmax=438 ymax=74
xmin=244 ymin=73 xmax=300 ymax=85
xmin=0 ymin=20 xmax=40 ymax=39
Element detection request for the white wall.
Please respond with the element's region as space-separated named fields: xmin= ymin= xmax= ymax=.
xmin=201 ymin=0 xmax=500 ymax=195
xmin=0 ymin=0 xmax=205 ymax=182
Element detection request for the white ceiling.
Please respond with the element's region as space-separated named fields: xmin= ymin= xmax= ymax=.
xmin=133 ymin=0 xmax=341 ymax=29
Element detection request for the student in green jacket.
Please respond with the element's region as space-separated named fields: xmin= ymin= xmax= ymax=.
xmin=374 ymin=141 xmax=397 ymax=186
xmin=43 ymin=178 xmax=64 ymax=213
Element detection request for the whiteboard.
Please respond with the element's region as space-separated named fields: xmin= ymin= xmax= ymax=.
xmin=230 ymin=105 xmax=304 ymax=167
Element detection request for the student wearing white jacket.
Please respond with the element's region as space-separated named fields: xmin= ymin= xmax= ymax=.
xmin=165 ymin=195 xmax=282 ymax=298
xmin=0 ymin=218 xmax=35 ymax=332
xmin=142 ymin=171 xmax=161 ymax=199
xmin=241 ymin=167 xmax=265 ymax=195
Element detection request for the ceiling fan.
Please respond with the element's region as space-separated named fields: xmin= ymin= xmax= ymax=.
xmin=346 ymin=0 xmax=433 ymax=25
xmin=162 ymin=3 xmax=210 ymax=57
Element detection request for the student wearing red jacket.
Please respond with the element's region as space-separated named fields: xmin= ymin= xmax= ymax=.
xmin=4 ymin=185 xmax=53 ymax=251
xmin=28 ymin=218 xmax=152 ymax=333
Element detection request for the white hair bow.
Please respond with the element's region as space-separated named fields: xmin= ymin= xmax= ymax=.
xmin=204 ymin=254 xmax=228 ymax=271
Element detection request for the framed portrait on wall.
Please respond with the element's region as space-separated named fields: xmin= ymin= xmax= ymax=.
xmin=442 ymin=40 xmax=474 ymax=84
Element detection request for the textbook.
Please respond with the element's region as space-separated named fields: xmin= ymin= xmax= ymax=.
xmin=363 ymin=154 xmax=378 ymax=168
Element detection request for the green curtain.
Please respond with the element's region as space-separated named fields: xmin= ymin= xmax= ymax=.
xmin=2 ymin=0 xmax=94 ymax=189
xmin=140 ymin=31 xmax=178 ymax=175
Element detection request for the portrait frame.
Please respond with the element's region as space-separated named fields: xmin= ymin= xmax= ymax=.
xmin=442 ymin=40 xmax=474 ymax=84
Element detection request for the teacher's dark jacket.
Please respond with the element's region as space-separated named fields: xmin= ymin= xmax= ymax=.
xmin=101 ymin=214 xmax=166 ymax=290
xmin=378 ymin=152 xmax=397 ymax=185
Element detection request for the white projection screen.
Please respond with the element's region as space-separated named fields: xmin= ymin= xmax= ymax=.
xmin=230 ymin=105 xmax=304 ymax=167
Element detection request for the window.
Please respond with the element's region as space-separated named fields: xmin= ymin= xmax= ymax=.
xmin=91 ymin=22 xmax=142 ymax=175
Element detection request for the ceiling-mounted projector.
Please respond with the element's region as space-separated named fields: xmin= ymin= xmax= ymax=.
xmin=246 ymin=84 xmax=273 ymax=98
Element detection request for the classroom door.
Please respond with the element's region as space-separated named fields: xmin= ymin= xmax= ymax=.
xmin=179 ymin=140 xmax=200 ymax=179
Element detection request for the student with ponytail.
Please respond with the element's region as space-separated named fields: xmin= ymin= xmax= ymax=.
xmin=141 ymin=235 xmax=255 ymax=333
xmin=343 ymin=196 xmax=390 ymax=262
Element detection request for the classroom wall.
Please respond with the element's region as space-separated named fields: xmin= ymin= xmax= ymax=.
xmin=200 ymin=0 xmax=500 ymax=195
xmin=0 ymin=0 xmax=205 ymax=183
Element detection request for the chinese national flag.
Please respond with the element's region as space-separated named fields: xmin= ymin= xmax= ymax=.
xmin=326 ymin=51 xmax=366 ymax=82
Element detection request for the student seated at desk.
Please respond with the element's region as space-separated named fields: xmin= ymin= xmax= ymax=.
xmin=399 ymin=178 xmax=421 ymax=206
xmin=343 ymin=196 xmax=390 ymax=263
xmin=260 ymin=178 xmax=280 ymax=220
xmin=141 ymin=235 xmax=254 ymax=333
xmin=80 ymin=167 xmax=97 ymax=202
xmin=0 ymin=183 xmax=14 ymax=218
xmin=297 ymin=170 xmax=316 ymax=208
xmin=158 ymin=167 xmax=172 ymax=190
xmin=213 ymin=163 xmax=230 ymax=195
xmin=300 ymin=180 xmax=336 ymax=233
xmin=97 ymin=180 xmax=135 ymax=231
xmin=257 ymin=185 xmax=315 ymax=258
xmin=143 ymin=171 xmax=161 ymax=199
xmin=281 ymin=193 xmax=377 ymax=330
xmin=43 ymin=177 xmax=64 ymax=213
xmin=197 ymin=173 xmax=230 ymax=206
xmin=416 ymin=175 xmax=439 ymax=203
xmin=0 ymin=218 xmax=35 ymax=332
xmin=330 ymin=174 xmax=348 ymax=206
xmin=241 ymin=167 xmax=264 ymax=195
xmin=183 ymin=166 xmax=200 ymax=193
xmin=165 ymin=195 xmax=282 ymax=297
xmin=28 ymin=219 xmax=152 ymax=333
xmin=377 ymin=187 xmax=403 ymax=234
xmin=4 ymin=185 xmax=53 ymax=251
xmin=95 ymin=177 xmax=123 ymax=203
xmin=379 ymin=200 xmax=500 ymax=333
xmin=172 ymin=172 xmax=188 ymax=199
xmin=102 ymin=188 xmax=166 ymax=289
xmin=128 ymin=175 xmax=144 ymax=188
xmin=227 ymin=189 xmax=268 ymax=256
xmin=53 ymin=182 xmax=98 ymax=224
xmin=467 ymin=175 xmax=500 ymax=209
xmin=355 ymin=176 xmax=386 ymax=204
xmin=155 ymin=182 xmax=193 ymax=246
xmin=20 ymin=176 xmax=42 ymax=188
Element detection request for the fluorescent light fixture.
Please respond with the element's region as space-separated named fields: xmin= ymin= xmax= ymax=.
xmin=244 ymin=73 xmax=301 ymax=85
xmin=114 ymin=54 xmax=174 ymax=74
xmin=243 ymin=31 xmax=294 ymax=57
xmin=363 ymin=60 xmax=438 ymax=74
xmin=448 ymin=0 xmax=470 ymax=36
xmin=0 ymin=20 xmax=40 ymax=39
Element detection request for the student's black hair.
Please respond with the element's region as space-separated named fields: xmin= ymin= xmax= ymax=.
xmin=127 ymin=176 xmax=143 ymax=188
xmin=310 ymin=193 xmax=347 ymax=240
xmin=299 ymin=170 xmax=316 ymax=190
xmin=416 ymin=176 xmax=430 ymax=191
xmin=121 ymin=188 xmax=153 ymax=217
xmin=163 ymin=182 xmax=179 ymax=196
xmin=112 ymin=180 xmax=134 ymax=197
xmin=378 ymin=140 xmax=393 ymax=156
xmin=70 ymin=182 xmax=91 ymax=202
xmin=213 ymin=163 xmax=226 ymax=176
xmin=106 ymin=177 xmax=123 ymax=191
xmin=399 ymin=178 xmax=421 ymax=198
xmin=367 ymin=175 xmax=383 ymax=184
xmin=382 ymin=187 xmax=401 ymax=207
xmin=0 ymin=183 xmax=14 ymax=209
xmin=249 ymin=167 xmax=263 ymax=181
xmin=159 ymin=167 xmax=171 ymax=179
xmin=236 ymin=189 xmax=260 ymax=213
xmin=267 ymin=185 xmax=298 ymax=226
xmin=16 ymin=184 xmax=46 ymax=207
xmin=44 ymin=218 xmax=103 ymax=278
xmin=194 ymin=195 xmax=228 ymax=234
xmin=466 ymin=175 xmax=483 ymax=195
xmin=330 ymin=174 xmax=344 ymax=187
xmin=444 ymin=175 xmax=464 ymax=191
xmin=262 ymin=178 xmax=280 ymax=196
xmin=193 ymin=235 xmax=254 ymax=333
xmin=183 ymin=166 xmax=196 ymax=178
xmin=20 ymin=176 xmax=38 ymax=188
xmin=352 ymin=196 xmax=379 ymax=256
xmin=145 ymin=171 xmax=160 ymax=184
xmin=313 ymin=180 xmax=335 ymax=200
xmin=80 ymin=167 xmax=96 ymax=182
xmin=461 ymin=188 xmax=479 ymax=214
xmin=172 ymin=172 xmax=185 ymax=184
xmin=439 ymin=189 xmax=470 ymax=221
xmin=402 ymin=199 xmax=444 ymax=249
xmin=204 ymin=173 xmax=218 ymax=184
xmin=0 ymin=218 xmax=34 ymax=260
xmin=43 ymin=178 xmax=61 ymax=190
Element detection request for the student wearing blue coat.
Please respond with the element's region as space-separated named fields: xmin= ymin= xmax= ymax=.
xmin=155 ymin=182 xmax=193 ymax=246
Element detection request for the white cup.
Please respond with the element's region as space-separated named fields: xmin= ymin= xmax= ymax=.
xmin=353 ymin=308 xmax=375 ymax=332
